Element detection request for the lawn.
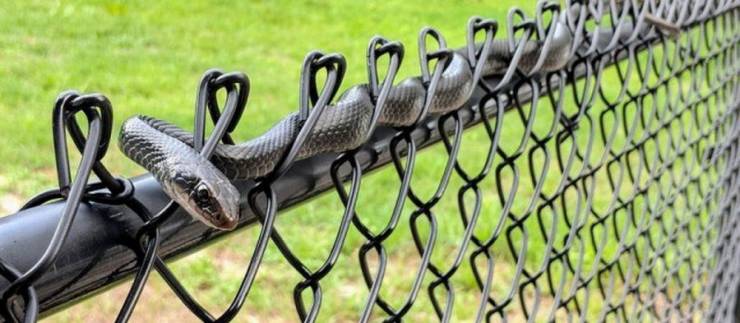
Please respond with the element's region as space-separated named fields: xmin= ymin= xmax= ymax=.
xmin=0 ymin=0 xmax=722 ymax=322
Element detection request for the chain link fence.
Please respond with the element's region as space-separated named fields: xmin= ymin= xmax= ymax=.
xmin=0 ymin=0 xmax=738 ymax=321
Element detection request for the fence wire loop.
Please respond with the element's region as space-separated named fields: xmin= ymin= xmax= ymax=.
xmin=301 ymin=52 xmax=346 ymax=118
xmin=418 ymin=27 xmax=452 ymax=83
xmin=198 ymin=70 xmax=250 ymax=158
xmin=195 ymin=70 xmax=250 ymax=148
xmin=466 ymin=16 xmax=498 ymax=93
xmin=0 ymin=0 xmax=738 ymax=322
xmin=366 ymin=36 xmax=403 ymax=141
xmin=0 ymin=91 xmax=114 ymax=323
xmin=367 ymin=36 xmax=404 ymax=100
xmin=273 ymin=51 xmax=346 ymax=179
xmin=415 ymin=27 xmax=452 ymax=126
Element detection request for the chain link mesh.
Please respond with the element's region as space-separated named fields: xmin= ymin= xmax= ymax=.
xmin=0 ymin=0 xmax=738 ymax=322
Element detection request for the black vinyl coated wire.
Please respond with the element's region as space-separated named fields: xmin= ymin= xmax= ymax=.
xmin=0 ymin=0 xmax=738 ymax=322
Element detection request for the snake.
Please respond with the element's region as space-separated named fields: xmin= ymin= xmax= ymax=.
xmin=118 ymin=4 xmax=676 ymax=231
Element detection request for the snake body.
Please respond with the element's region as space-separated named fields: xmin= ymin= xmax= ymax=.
xmin=119 ymin=11 xmax=576 ymax=230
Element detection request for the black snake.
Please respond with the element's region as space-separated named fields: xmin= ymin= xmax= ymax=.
xmin=118 ymin=6 xmax=673 ymax=230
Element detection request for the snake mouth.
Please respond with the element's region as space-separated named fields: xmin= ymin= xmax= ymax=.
xmin=188 ymin=183 xmax=240 ymax=230
xmin=196 ymin=206 xmax=239 ymax=230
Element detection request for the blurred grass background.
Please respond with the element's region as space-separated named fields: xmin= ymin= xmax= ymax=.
xmin=0 ymin=0 xmax=706 ymax=322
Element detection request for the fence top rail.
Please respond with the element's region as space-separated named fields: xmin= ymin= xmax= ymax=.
xmin=0 ymin=0 xmax=737 ymax=321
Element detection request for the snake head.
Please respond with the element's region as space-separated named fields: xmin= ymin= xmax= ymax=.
xmin=166 ymin=167 xmax=240 ymax=230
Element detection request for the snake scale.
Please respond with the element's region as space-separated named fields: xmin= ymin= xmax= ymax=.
xmin=119 ymin=5 xmax=671 ymax=230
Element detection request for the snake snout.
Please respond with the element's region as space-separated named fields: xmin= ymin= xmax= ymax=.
xmin=166 ymin=163 xmax=241 ymax=231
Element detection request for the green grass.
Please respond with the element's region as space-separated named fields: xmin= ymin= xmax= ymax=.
xmin=0 ymin=0 xmax=725 ymax=322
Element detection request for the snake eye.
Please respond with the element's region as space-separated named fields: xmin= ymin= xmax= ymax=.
xmin=195 ymin=184 xmax=211 ymax=201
